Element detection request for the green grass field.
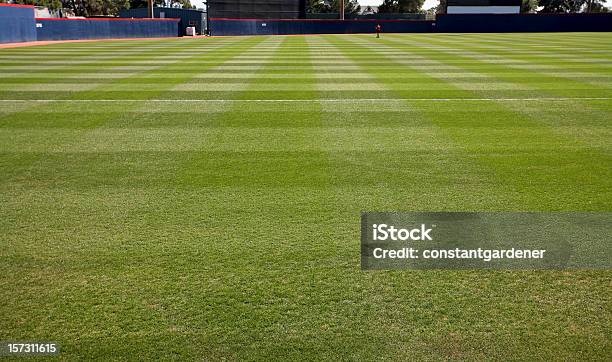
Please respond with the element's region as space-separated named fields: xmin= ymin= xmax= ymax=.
xmin=0 ymin=32 xmax=611 ymax=360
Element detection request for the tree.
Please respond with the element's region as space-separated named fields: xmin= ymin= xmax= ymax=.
xmin=306 ymin=0 xmax=330 ymax=13
xmin=13 ymin=0 xmax=62 ymax=11
xmin=589 ymin=2 xmax=609 ymax=11
xmin=584 ymin=0 xmax=609 ymax=12
xmin=521 ymin=0 xmax=538 ymax=13
xmin=538 ymin=0 xmax=584 ymax=13
xmin=436 ymin=0 xmax=446 ymax=14
xmin=163 ymin=0 xmax=194 ymax=8
xmin=378 ymin=0 xmax=425 ymax=13
xmin=330 ymin=0 xmax=361 ymax=15
xmin=306 ymin=0 xmax=360 ymax=15
xmin=10 ymin=0 xmax=194 ymax=16
xmin=129 ymin=0 xmax=193 ymax=8
xmin=61 ymin=1 xmax=130 ymax=16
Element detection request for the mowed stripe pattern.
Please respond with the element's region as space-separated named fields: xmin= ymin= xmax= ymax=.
xmin=0 ymin=34 xmax=610 ymax=360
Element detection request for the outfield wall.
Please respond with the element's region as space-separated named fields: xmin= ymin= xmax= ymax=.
xmin=0 ymin=4 xmax=179 ymax=44
xmin=210 ymin=13 xmax=612 ymax=36
xmin=0 ymin=3 xmax=37 ymax=43
xmin=36 ymin=18 xmax=180 ymax=41
xmin=209 ymin=18 xmax=435 ymax=36
xmin=435 ymin=13 xmax=612 ymax=32
xmin=2 ymin=6 xmax=612 ymax=43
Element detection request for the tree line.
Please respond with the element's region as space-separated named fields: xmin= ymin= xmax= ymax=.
xmin=307 ymin=0 xmax=609 ymax=14
xmin=6 ymin=0 xmax=610 ymax=16
xmin=8 ymin=0 xmax=194 ymax=17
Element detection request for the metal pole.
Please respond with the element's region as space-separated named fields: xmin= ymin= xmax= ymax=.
xmin=340 ymin=0 xmax=345 ymax=20
xmin=205 ymin=1 xmax=210 ymax=35
xmin=148 ymin=0 xmax=154 ymax=18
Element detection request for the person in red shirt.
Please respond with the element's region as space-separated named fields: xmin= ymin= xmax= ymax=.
xmin=375 ymin=24 xmax=382 ymax=38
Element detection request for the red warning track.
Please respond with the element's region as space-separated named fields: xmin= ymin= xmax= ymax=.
xmin=0 ymin=3 xmax=35 ymax=8
xmin=0 ymin=37 xmax=195 ymax=49
xmin=35 ymin=17 xmax=179 ymax=21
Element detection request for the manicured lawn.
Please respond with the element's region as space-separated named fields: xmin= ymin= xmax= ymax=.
xmin=0 ymin=33 xmax=610 ymax=359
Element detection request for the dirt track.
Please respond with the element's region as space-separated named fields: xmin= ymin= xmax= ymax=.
xmin=0 ymin=36 xmax=205 ymax=49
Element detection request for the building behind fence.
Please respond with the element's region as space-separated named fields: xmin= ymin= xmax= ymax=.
xmin=120 ymin=7 xmax=207 ymax=36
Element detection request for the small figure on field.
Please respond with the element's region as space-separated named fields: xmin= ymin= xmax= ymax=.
xmin=375 ymin=24 xmax=382 ymax=38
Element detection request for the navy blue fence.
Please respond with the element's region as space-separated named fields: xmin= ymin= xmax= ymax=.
xmin=210 ymin=13 xmax=612 ymax=36
xmin=2 ymin=6 xmax=612 ymax=44
xmin=0 ymin=3 xmax=37 ymax=43
xmin=435 ymin=13 xmax=612 ymax=33
xmin=36 ymin=18 xmax=180 ymax=41
xmin=210 ymin=18 xmax=434 ymax=36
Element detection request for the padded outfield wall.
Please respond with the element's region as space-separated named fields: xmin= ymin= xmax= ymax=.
xmin=0 ymin=4 xmax=179 ymax=44
xmin=210 ymin=13 xmax=612 ymax=36
xmin=0 ymin=3 xmax=36 ymax=43
xmin=209 ymin=18 xmax=435 ymax=36
xmin=36 ymin=18 xmax=180 ymax=41
xmin=435 ymin=13 xmax=612 ymax=32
